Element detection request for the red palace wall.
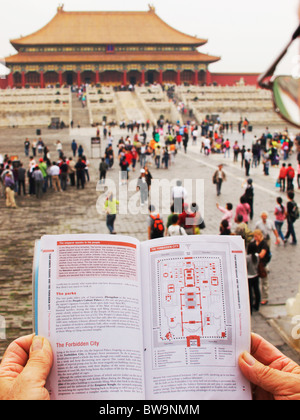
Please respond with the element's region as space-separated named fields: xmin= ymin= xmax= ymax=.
xmin=210 ymin=73 xmax=260 ymax=87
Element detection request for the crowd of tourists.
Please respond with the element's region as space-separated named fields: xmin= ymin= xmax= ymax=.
xmin=0 ymin=138 xmax=91 ymax=208
xmin=1 ymin=117 xmax=299 ymax=316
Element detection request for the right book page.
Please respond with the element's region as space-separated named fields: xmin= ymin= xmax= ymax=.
xmin=140 ymin=235 xmax=252 ymax=400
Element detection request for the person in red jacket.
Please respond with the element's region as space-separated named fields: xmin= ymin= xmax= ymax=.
xmin=286 ymin=163 xmax=295 ymax=192
xmin=278 ymin=163 xmax=287 ymax=192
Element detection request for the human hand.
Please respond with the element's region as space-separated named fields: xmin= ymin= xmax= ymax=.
xmin=0 ymin=334 xmax=53 ymax=400
xmin=239 ymin=333 xmax=300 ymax=400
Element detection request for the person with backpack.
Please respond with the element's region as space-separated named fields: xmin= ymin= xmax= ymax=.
xmin=286 ymin=164 xmax=295 ymax=191
xmin=284 ymin=191 xmax=298 ymax=245
xmin=148 ymin=205 xmax=164 ymax=240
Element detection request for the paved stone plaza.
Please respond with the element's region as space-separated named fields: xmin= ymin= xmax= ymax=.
xmin=0 ymin=122 xmax=300 ymax=364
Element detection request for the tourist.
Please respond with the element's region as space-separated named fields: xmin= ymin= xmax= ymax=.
xmin=82 ymin=155 xmax=90 ymax=182
xmin=68 ymin=157 xmax=76 ymax=187
xmin=190 ymin=202 xmax=205 ymax=234
xmin=144 ymin=163 xmax=152 ymax=187
xmin=38 ymin=158 xmax=48 ymax=193
xmin=178 ymin=203 xmax=194 ymax=235
xmin=286 ymin=163 xmax=295 ymax=191
xmin=154 ymin=144 xmax=161 ymax=168
xmin=216 ymin=202 xmax=233 ymax=229
xmin=284 ymin=191 xmax=298 ymax=245
xmin=243 ymin=178 xmax=254 ymax=221
xmin=4 ymin=172 xmax=17 ymax=208
xmin=167 ymin=214 xmax=187 ymax=236
xmin=49 ymin=162 xmax=61 ymax=192
xmin=148 ymin=205 xmax=164 ymax=240
xmin=162 ymin=147 xmax=169 ymax=169
xmin=274 ymin=197 xmax=286 ymax=245
xmin=255 ymin=211 xmax=279 ymax=248
xmin=246 ymin=250 xmax=260 ymax=313
xmin=24 ymin=138 xmax=30 ymax=157
xmin=248 ymin=229 xmax=271 ymax=306
xmin=99 ymin=158 xmax=108 ymax=184
xmin=78 ymin=144 xmax=84 ymax=158
xmin=233 ymin=141 xmax=240 ymax=162
xmin=213 ymin=164 xmax=226 ymax=196
xmin=17 ymin=163 xmax=26 ymax=196
xmin=278 ymin=163 xmax=287 ymax=192
xmin=219 ymin=219 xmax=231 ymax=235
xmin=32 ymin=166 xmax=44 ymax=199
xmin=244 ymin=148 xmax=252 ymax=176
xmin=172 ymin=180 xmax=187 ymax=214
xmin=71 ymin=139 xmax=77 ymax=157
xmin=37 ymin=138 xmax=44 ymax=156
xmin=234 ymin=214 xmax=253 ymax=249
xmin=136 ymin=169 xmax=148 ymax=206
xmin=223 ymin=138 xmax=230 ymax=158
xmin=59 ymin=157 xmax=69 ymax=191
xmin=104 ymin=192 xmax=119 ymax=234
xmin=75 ymin=157 xmax=86 ymax=189
xmin=104 ymin=145 xmax=114 ymax=169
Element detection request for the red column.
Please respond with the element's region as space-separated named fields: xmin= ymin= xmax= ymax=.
xmin=7 ymin=72 xmax=13 ymax=88
xmin=123 ymin=70 xmax=127 ymax=86
xmin=40 ymin=71 xmax=44 ymax=88
xmin=141 ymin=69 xmax=145 ymax=85
xmin=21 ymin=71 xmax=25 ymax=88
xmin=77 ymin=71 xmax=81 ymax=86
xmin=176 ymin=70 xmax=181 ymax=86
xmin=194 ymin=71 xmax=198 ymax=86
xmin=206 ymin=70 xmax=212 ymax=85
xmin=95 ymin=70 xmax=100 ymax=84
xmin=159 ymin=69 xmax=163 ymax=85
xmin=58 ymin=71 xmax=63 ymax=86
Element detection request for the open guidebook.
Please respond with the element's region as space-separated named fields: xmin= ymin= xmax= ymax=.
xmin=32 ymin=234 xmax=252 ymax=400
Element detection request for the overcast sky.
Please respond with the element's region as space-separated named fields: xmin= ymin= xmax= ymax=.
xmin=1 ymin=0 xmax=299 ymax=74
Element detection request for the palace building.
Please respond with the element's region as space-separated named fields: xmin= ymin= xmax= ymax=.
xmin=3 ymin=5 xmax=221 ymax=88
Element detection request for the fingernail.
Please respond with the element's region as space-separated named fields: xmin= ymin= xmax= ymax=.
xmin=32 ymin=336 xmax=43 ymax=351
xmin=242 ymin=351 xmax=256 ymax=366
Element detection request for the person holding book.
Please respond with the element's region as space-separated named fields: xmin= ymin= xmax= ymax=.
xmin=1 ymin=333 xmax=300 ymax=400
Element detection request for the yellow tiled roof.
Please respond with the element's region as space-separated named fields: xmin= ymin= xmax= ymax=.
xmin=5 ymin=51 xmax=220 ymax=64
xmin=10 ymin=8 xmax=207 ymax=48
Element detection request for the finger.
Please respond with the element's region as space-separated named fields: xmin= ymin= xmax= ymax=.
xmin=250 ymin=333 xmax=299 ymax=372
xmin=250 ymin=333 xmax=285 ymax=366
xmin=238 ymin=351 xmax=294 ymax=397
xmin=0 ymin=334 xmax=35 ymax=376
xmin=19 ymin=336 xmax=53 ymax=386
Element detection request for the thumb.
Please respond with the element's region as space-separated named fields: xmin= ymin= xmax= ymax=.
xmin=15 ymin=336 xmax=53 ymax=400
xmin=239 ymin=351 xmax=288 ymax=395
xmin=24 ymin=336 xmax=53 ymax=382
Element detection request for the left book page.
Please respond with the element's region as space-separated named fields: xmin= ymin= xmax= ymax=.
xmin=33 ymin=234 xmax=145 ymax=400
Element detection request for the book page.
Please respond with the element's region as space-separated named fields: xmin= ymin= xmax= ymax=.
xmin=141 ymin=235 xmax=251 ymax=400
xmin=34 ymin=234 xmax=145 ymax=400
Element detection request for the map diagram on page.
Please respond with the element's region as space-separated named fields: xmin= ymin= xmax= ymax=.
xmin=152 ymin=248 xmax=233 ymax=351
